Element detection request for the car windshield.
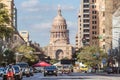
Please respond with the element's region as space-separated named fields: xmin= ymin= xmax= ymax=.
xmin=0 ymin=68 xmax=4 ymax=71
xmin=13 ymin=66 xmax=19 ymax=71
xmin=45 ymin=66 xmax=56 ymax=69
xmin=57 ymin=66 xmax=62 ymax=68
xmin=16 ymin=63 xmax=29 ymax=68
xmin=63 ymin=66 xmax=69 ymax=68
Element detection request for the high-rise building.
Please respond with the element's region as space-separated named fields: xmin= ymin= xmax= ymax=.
xmin=76 ymin=0 xmax=113 ymax=52
xmin=19 ymin=31 xmax=29 ymax=43
xmin=1 ymin=0 xmax=17 ymax=29
xmin=47 ymin=7 xmax=73 ymax=60
xmin=112 ymin=0 xmax=120 ymax=49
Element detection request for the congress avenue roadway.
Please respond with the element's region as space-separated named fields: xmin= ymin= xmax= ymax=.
xmin=0 ymin=72 xmax=120 ymax=80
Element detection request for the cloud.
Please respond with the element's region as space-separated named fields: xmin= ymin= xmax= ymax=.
xmin=21 ymin=0 xmax=39 ymax=8
xmin=62 ymin=5 xmax=75 ymax=11
xmin=67 ymin=21 xmax=77 ymax=28
xmin=21 ymin=0 xmax=76 ymax=12
xmin=30 ymin=22 xmax=52 ymax=31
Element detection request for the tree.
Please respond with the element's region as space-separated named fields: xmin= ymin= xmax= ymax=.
xmin=77 ymin=46 xmax=107 ymax=67
xmin=3 ymin=49 xmax=15 ymax=64
xmin=50 ymin=59 xmax=58 ymax=65
xmin=15 ymin=45 xmax=39 ymax=62
xmin=0 ymin=1 xmax=14 ymax=39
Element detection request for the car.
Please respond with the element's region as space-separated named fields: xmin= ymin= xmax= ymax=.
xmin=44 ymin=66 xmax=57 ymax=76
xmin=0 ymin=67 xmax=4 ymax=77
xmin=3 ymin=65 xmax=15 ymax=80
xmin=62 ymin=65 xmax=72 ymax=74
xmin=3 ymin=65 xmax=23 ymax=80
xmin=16 ymin=62 xmax=30 ymax=76
xmin=57 ymin=66 xmax=63 ymax=74
xmin=23 ymin=67 xmax=30 ymax=77
xmin=30 ymin=67 xmax=34 ymax=76
xmin=106 ymin=67 xmax=113 ymax=74
xmin=80 ymin=66 xmax=88 ymax=73
xmin=13 ymin=65 xmax=23 ymax=80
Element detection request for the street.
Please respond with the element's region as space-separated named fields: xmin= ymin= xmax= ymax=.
xmin=0 ymin=72 xmax=120 ymax=80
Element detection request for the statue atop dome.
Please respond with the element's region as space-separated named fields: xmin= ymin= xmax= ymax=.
xmin=58 ymin=5 xmax=62 ymax=16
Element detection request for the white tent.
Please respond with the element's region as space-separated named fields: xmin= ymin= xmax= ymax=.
xmin=53 ymin=62 xmax=62 ymax=66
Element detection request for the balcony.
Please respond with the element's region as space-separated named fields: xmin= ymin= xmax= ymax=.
xmin=83 ymin=27 xmax=90 ymax=29
xmin=83 ymin=32 xmax=90 ymax=34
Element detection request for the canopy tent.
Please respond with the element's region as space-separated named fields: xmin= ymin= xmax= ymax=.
xmin=33 ymin=61 xmax=51 ymax=67
xmin=53 ymin=62 xmax=61 ymax=66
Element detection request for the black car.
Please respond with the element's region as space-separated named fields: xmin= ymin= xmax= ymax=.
xmin=106 ymin=67 xmax=113 ymax=74
xmin=44 ymin=66 xmax=57 ymax=76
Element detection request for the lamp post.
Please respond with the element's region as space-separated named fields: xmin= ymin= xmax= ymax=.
xmin=15 ymin=52 xmax=19 ymax=63
xmin=15 ymin=52 xmax=23 ymax=63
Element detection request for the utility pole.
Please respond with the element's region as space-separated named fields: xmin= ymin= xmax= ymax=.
xmin=118 ymin=38 xmax=120 ymax=67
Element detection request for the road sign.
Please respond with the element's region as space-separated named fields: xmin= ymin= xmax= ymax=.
xmin=102 ymin=58 xmax=106 ymax=64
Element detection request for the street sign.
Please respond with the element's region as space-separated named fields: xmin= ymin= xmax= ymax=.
xmin=102 ymin=58 xmax=106 ymax=64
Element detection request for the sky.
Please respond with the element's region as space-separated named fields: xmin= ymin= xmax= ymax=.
xmin=14 ymin=0 xmax=80 ymax=47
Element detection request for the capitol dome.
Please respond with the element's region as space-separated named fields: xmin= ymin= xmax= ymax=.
xmin=52 ymin=7 xmax=67 ymax=27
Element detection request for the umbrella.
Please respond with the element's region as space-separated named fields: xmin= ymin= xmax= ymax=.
xmin=33 ymin=61 xmax=51 ymax=67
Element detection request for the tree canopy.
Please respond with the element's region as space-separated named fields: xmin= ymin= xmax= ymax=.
xmin=15 ymin=45 xmax=39 ymax=62
xmin=77 ymin=46 xmax=107 ymax=67
xmin=0 ymin=1 xmax=14 ymax=39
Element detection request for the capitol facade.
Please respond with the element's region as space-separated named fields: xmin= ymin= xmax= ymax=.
xmin=47 ymin=7 xmax=73 ymax=60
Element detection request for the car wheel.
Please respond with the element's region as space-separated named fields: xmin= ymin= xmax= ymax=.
xmin=44 ymin=74 xmax=46 ymax=76
xmin=26 ymin=74 xmax=30 ymax=77
xmin=31 ymin=74 xmax=33 ymax=76
xmin=3 ymin=78 xmax=6 ymax=80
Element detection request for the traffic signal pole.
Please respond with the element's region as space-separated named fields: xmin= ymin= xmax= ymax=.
xmin=118 ymin=38 xmax=120 ymax=67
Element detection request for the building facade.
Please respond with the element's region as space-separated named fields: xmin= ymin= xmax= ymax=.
xmin=77 ymin=0 xmax=99 ymax=48
xmin=112 ymin=0 xmax=120 ymax=49
xmin=76 ymin=0 xmax=113 ymax=52
xmin=1 ymin=0 xmax=17 ymax=29
xmin=47 ymin=7 xmax=73 ymax=60
xmin=0 ymin=0 xmax=27 ymax=48
xmin=19 ymin=31 xmax=29 ymax=43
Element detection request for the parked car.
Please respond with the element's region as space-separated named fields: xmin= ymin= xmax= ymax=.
xmin=44 ymin=66 xmax=57 ymax=76
xmin=106 ymin=67 xmax=113 ymax=74
xmin=0 ymin=67 xmax=4 ymax=77
xmin=13 ymin=65 xmax=23 ymax=80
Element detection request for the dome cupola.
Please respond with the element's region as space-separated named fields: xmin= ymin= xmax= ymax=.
xmin=52 ymin=7 xmax=67 ymax=27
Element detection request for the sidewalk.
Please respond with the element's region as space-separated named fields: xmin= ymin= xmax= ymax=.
xmin=91 ymin=72 xmax=120 ymax=77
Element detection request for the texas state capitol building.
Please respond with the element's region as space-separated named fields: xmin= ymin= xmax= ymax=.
xmin=47 ymin=7 xmax=73 ymax=60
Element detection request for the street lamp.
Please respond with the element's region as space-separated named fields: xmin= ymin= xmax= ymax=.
xmin=15 ymin=52 xmax=23 ymax=63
